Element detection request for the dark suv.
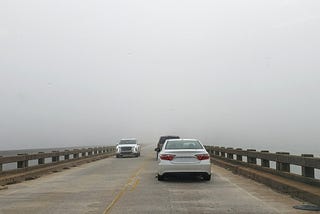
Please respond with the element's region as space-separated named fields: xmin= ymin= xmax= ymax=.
xmin=155 ymin=135 xmax=180 ymax=160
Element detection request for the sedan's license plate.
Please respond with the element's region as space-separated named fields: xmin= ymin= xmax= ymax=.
xmin=173 ymin=157 xmax=197 ymax=163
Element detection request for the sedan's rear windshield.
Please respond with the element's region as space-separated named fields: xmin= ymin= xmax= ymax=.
xmin=119 ymin=140 xmax=136 ymax=145
xmin=165 ymin=141 xmax=203 ymax=149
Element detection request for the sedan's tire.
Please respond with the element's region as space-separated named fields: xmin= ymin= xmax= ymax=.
xmin=203 ymin=174 xmax=211 ymax=181
xmin=157 ymin=174 xmax=164 ymax=181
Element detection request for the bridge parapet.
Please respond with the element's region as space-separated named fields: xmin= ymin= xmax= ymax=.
xmin=0 ymin=146 xmax=116 ymax=185
xmin=205 ymin=145 xmax=320 ymax=186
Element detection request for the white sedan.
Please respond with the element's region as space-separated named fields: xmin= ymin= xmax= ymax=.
xmin=157 ymin=139 xmax=211 ymax=181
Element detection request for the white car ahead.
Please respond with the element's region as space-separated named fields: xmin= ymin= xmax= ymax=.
xmin=157 ymin=139 xmax=211 ymax=181
xmin=116 ymin=138 xmax=141 ymax=158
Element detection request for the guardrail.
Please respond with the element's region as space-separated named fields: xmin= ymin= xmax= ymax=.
xmin=0 ymin=146 xmax=115 ymax=185
xmin=205 ymin=146 xmax=320 ymax=186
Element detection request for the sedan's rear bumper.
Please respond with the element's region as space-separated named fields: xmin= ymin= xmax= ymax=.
xmin=158 ymin=161 xmax=211 ymax=176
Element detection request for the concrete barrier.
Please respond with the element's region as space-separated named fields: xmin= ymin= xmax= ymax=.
xmin=0 ymin=146 xmax=115 ymax=186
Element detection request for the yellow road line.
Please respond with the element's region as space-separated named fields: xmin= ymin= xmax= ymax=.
xmin=130 ymin=179 xmax=140 ymax=191
xmin=103 ymin=165 xmax=145 ymax=214
xmin=103 ymin=185 xmax=127 ymax=214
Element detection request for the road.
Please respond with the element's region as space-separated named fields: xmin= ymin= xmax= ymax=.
xmin=0 ymin=144 xmax=311 ymax=214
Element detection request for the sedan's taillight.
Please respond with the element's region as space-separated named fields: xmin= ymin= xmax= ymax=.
xmin=196 ymin=154 xmax=210 ymax=160
xmin=160 ymin=154 xmax=176 ymax=161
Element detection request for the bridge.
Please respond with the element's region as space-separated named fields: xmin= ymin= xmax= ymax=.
xmin=0 ymin=144 xmax=319 ymax=213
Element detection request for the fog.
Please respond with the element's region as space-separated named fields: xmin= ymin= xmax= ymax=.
xmin=1 ymin=1 xmax=320 ymax=154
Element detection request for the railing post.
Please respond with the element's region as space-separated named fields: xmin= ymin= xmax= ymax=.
xmin=261 ymin=150 xmax=270 ymax=168
xmin=64 ymin=150 xmax=70 ymax=160
xmin=38 ymin=152 xmax=45 ymax=165
xmin=0 ymin=156 xmax=2 ymax=172
xmin=81 ymin=149 xmax=86 ymax=157
xmin=52 ymin=151 xmax=60 ymax=162
xmin=210 ymin=148 xmax=214 ymax=156
xmin=301 ymin=154 xmax=315 ymax=178
xmin=247 ymin=149 xmax=257 ymax=164
xmin=220 ymin=147 xmax=225 ymax=158
xmin=88 ymin=148 xmax=93 ymax=156
xmin=236 ymin=148 xmax=243 ymax=161
xmin=276 ymin=152 xmax=290 ymax=172
xmin=227 ymin=147 xmax=234 ymax=159
xmin=214 ymin=150 xmax=220 ymax=156
xmin=73 ymin=150 xmax=79 ymax=159
xmin=17 ymin=153 xmax=28 ymax=168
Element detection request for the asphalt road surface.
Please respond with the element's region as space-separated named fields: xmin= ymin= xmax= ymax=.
xmin=0 ymin=144 xmax=312 ymax=214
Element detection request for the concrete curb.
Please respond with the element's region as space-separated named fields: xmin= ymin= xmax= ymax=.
xmin=0 ymin=185 xmax=8 ymax=190
xmin=211 ymin=157 xmax=320 ymax=206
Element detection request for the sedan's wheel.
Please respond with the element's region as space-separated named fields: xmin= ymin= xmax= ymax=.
xmin=203 ymin=174 xmax=211 ymax=181
xmin=157 ymin=174 xmax=164 ymax=181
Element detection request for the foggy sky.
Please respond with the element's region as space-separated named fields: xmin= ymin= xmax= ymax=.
xmin=1 ymin=0 xmax=320 ymax=154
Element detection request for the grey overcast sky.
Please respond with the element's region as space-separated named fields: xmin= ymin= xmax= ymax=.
xmin=0 ymin=0 xmax=320 ymax=153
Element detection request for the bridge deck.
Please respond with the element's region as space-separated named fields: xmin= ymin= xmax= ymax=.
xmin=0 ymin=145 xmax=312 ymax=214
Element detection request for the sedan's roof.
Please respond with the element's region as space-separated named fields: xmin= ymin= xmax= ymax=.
xmin=160 ymin=135 xmax=179 ymax=138
xmin=120 ymin=138 xmax=137 ymax=141
xmin=166 ymin=138 xmax=199 ymax=142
